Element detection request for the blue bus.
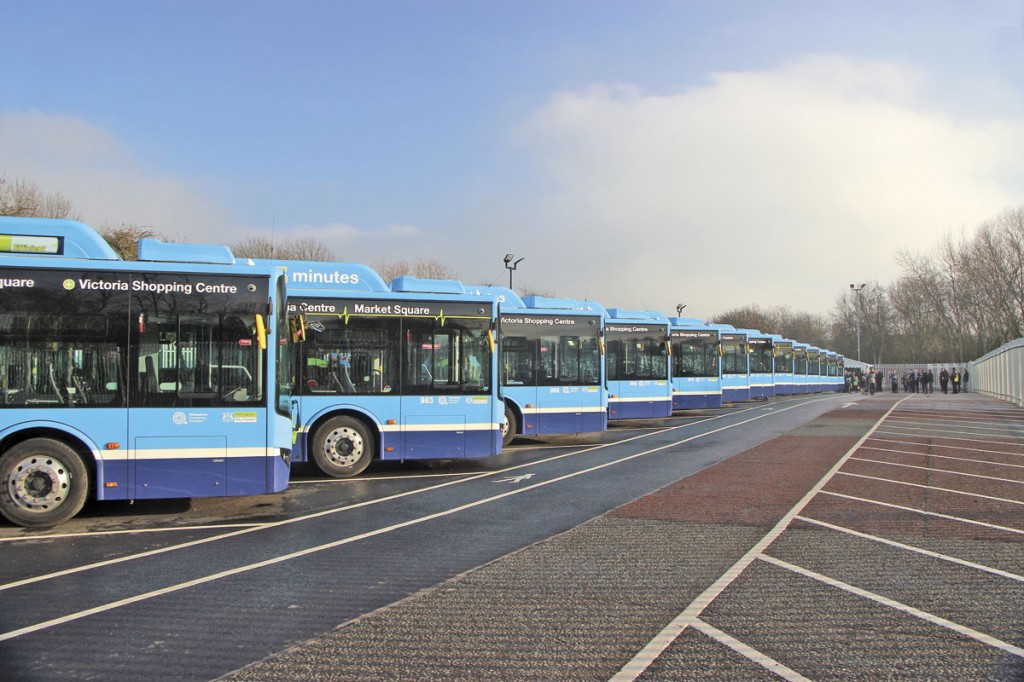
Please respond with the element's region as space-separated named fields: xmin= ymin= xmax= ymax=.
xmin=468 ymin=287 xmax=605 ymax=446
xmin=741 ymin=328 xmax=775 ymax=399
xmin=770 ymin=335 xmax=795 ymax=395
xmin=0 ymin=218 xmax=293 ymax=528
xmin=669 ymin=317 xmax=722 ymax=409
xmin=709 ymin=324 xmax=750 ymax=402
xmin=792 ymin=343 xmax=810 ymax=394
xmin=826 ymin=351 xmax=842 ymax=392
xmin=603 ymin=308 xmax=673 ymax=419
xmin=266 ymin=262 xmax=502 ymax=476
xmin=807 ymin=346 xmax=823 ymax=393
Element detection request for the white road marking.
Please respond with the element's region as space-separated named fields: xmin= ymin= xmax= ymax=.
xmin=858 ymin=446 xmax=1024 ymax=470
xmin=793 ymin=516 xmax=1024 ymax=583
xmin=819 ymin=491 xmax=1024 ymax=536
xmin=0 ymin=397 xmax=841 ymax=639
xmin=495 ymin=474 xmax=535 ymax=483
xmin=874 ymin=429 xmax=1024 ymax=448
xmin=691 ymin=617 xmax=812 ymax=682
xmin=758 ymin=553 xmax=1024 ymax=659
xmin=0 ymin=523 xmax=264 ymax=544
xmin=835 ymin=471 xmax=1024 ymax=506
xmin=849 ymin=456 xmax=1024 ymax=485
xmin=608 ymin=397 xmax=909 ymax=682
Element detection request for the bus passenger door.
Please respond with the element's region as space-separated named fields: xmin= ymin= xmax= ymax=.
xmin=129 ymin=308 xmax=229 ymax=498
xmin=401 ymin=329 xmax=468 ymax=459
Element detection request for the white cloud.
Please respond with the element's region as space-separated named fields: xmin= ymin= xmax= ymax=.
xmin=0 ymin=111 xmax=238 ymax=242
xmin=507 ymin=54 xmax=1024 ymax=320
xmin=5 ymin=52 xmax=1024 ymax=326
xmin=0 ymin=110 xmax=425 ymax=262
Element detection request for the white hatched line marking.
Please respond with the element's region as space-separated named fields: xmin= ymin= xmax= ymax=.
xmin=874 ymin=429 xmax=1024 ymax=448
xmin=835 ymin=471 xmax=1024 ymax=506
xmin=794 ymin=516 xmax=1024 ymax=583
xmin=757 ymin=554 xmax=1024 ymax=659
xmin=880 ymin=423 xmax=1024 ymax=439
xmin=850 ymin=456 xmax=1024 ymax=483
xmin=608 ymin=397 xmax=909 ymax=682
xmin=859 ymin=446 xmax=1024 ymax=470
xmin=819 ymin=491 xmax=1024 ymax=536
xmin=0 ymin=523 xmax=264 ymax=544
xmin=890 ymin=410 xmax=1024 ymax=420
xmin=866 ymin=437 xmax=1024 ymax=458
xmin=691 ymin=618 xmax=812 ymax=682
xmin=891 ymin=411 xmax=1024 ymax=421
xmin=893 ymin=408 xmax=1022 ymax=419
xmin=885 ymin=417 xmax=1024 ymax=435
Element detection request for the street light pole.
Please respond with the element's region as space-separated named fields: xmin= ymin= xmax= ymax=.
xmin=849 ymin=283 xmax=866 ymax=361
xmin=503 ymin=253 xmax=524 ymax=290
xmin=676 ymin=303 xmax=687 ymax=316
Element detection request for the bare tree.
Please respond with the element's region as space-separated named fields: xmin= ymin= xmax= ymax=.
xmin=374 ymin=258 xmax=458 ymax=282
xmin=0 ymin=175 xmax=77 ymax=219
xmin=98 ymin=223 xmax=161 ymax=260
xmin=714 ymin=304 xmax=829 ymax=349
xmin=232 ymin=235 xmax=335 ymax=261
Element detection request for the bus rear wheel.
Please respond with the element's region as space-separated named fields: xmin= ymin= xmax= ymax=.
xmin=0 ymin=438 xmax=90 ymax=528
xmin=311 ymin=416 xmax=375 ymax=478
xmin=501 ymin=404 xmax=518 ymax=448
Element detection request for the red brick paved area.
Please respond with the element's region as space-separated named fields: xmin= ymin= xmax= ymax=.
xmin=612 ymin=403 xmax=894 ymax=527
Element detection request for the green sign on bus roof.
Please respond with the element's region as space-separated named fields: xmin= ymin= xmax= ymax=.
xmin=0 ymin=234 xmax=61 ymax=254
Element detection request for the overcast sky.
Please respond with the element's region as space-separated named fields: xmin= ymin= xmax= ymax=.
xmin=3 ymin=1 xmax=1023 ymax=320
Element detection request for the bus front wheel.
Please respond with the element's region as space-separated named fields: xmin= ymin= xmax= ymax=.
xmin=311 ymin=416 xmax=375 ymax=478
xmin=0 ymin=438 xmax=90 ymax=528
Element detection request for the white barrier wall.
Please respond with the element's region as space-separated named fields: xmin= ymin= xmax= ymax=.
xmin=969 ymin=337 xmax=1024 ymax=407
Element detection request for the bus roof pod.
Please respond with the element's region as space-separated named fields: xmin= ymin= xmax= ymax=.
xmin=605 ymin=308 xmax=671 ymax=324
xmin=250 ymin=259 xmax=389 ymax=293
xmin=390 ymin=275 xmax=466 ymax=295
xmin=522 ymin=295 xmax=602 ymax=312
xmin=670 ymin=316 xmax=715 ymax=329
xmin=464 ymin=286 xmax=603 ymax=313
xmin=0 ymin=217 xmax=121 ymax=260
xmin=137 ymin=237 xmax=235 ymax=264
xmin=465 ymin=285 xmax=526 ymax=307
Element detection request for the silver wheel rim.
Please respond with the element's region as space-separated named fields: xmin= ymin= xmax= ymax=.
xmin=500 ymin=414 xmax=510 ymax=439
xmin=323 ymin=426 xmax=364 ymax=468
xmin=8 ymin=456 xmax=71 ymax=512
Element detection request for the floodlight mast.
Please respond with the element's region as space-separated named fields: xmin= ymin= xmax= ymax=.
xmin=504 ymin=253 xmax=524 ymax=289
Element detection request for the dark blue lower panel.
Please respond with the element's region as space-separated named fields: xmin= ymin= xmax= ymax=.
xmin=749 ymin=386 xmax=775 ymax=399
xmin=672 ymin=394 xmax=724 ymax=410
xmin=526 ymin=411 xmax=607 ymax=436
xmin=387 ymin=429 xmax=500 ymax=460
xmin=722 ymin=388 xmax=751 ymax=402
xmin=131 ymin=457 xmax=281 ymax=499
xmin=608 ymin=400 xmax=673 ymax=420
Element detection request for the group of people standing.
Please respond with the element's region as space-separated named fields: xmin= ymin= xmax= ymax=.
xmin=845 ymin=367 xmax=969 ymax=395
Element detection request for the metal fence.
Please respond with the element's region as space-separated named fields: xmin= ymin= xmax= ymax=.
xmin=968 ymin=337 xmax=1024 ymax=407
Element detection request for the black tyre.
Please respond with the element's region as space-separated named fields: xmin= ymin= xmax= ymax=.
xmin=501 ymin=403 xmax=519 ymax=448
xmin=0 ymin=438 xmax=90 ymax=528
xmin=310 ymin=416 xmax=375 ymax=478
